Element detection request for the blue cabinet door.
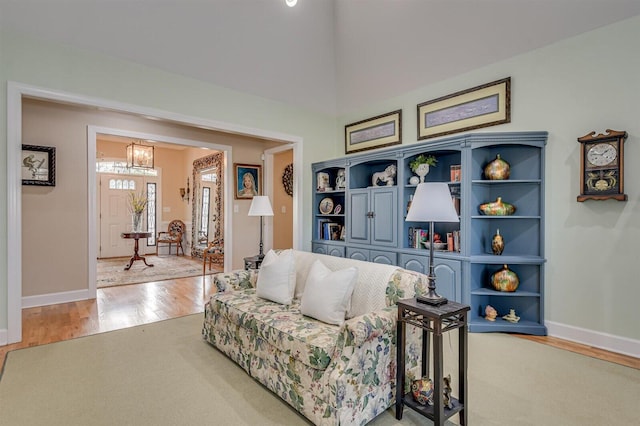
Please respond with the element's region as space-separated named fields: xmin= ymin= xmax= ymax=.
xmin=399 ymin=253 xmax=461 ymax=302
xmin=371 ymin=187 xmax=397 ymax=246
xmin=348 ymin=190 xmax=369 ymax=243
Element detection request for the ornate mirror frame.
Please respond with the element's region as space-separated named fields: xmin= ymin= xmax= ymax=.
xmin=191 ymin=152 xmax=224 ymax=258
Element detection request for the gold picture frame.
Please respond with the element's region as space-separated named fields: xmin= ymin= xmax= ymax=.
xmin=345 ymin=109 xmax=402 ymax=154
xmin=417 ymin=77 xmax=511 ymax=140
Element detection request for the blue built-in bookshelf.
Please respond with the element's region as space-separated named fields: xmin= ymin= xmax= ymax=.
xmin=311 ymin=131 xmax=547 ymax=335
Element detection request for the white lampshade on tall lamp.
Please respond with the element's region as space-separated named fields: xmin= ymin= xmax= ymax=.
xmin=406 ymin=183 xmax=460 ymax=305
xmin=248 ymin=196 xmax=274 ymax=259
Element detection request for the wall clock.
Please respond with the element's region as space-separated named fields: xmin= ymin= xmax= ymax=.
xmin=577 ymin=129 xmax=628 ymax=202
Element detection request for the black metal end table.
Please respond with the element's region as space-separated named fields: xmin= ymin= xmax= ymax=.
xmin=395 ymin=298 xmax=470 ymax=426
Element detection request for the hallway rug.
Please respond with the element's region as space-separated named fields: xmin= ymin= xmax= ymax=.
xmin=97 ymin=255 xmax=220 ymax=288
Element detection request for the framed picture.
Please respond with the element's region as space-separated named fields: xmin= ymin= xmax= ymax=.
xmin=234 ymin=163 xmax=261 ymax=199
xmin=345 ymin=109 xmax=402 ymax=154
xmin=417 ymin=77 xmax=511 ymax=140
xmin=22 ymin=144 xmax=56 ymax=186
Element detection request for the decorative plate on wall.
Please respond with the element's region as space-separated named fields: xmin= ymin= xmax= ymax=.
xmin=282 ymin=163 xmax=293 ymax=197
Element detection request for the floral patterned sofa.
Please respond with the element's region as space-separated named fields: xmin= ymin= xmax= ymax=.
xmin=202 ymin=250 xmax=426 ymax=425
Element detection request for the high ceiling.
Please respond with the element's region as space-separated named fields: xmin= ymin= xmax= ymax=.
xmin=2 ymin=0 xmax=640 ymax=115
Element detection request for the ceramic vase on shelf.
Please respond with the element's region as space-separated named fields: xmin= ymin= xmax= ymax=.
xmin=132 ymin=213 xmax=143 ymax=232
xmin=414 ymin=163 xmax=430 ymax=183
xmin=490 ymin=264 xmax=519 ymax=292
xmin=479 ymin=197 xmax=516 ymax=216
xmin=491 ymin=228 xmax=505 ymax=255
xmin=484 ymin=154 xmax=510 ymax=180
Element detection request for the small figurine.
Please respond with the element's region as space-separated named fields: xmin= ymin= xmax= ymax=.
xmin=371 ymin=164 xmax=397 ymax=187
xmin=484 ymin=305 xmax=498 ymax=321
xmin=442 ymin=374 xmax=453 ymax=410
xmin=335 ymin=168 xmax=346 ymax=189
xmin=503 ymin=309 xmax=521 ymax=323
xmin=411 ymin=377 xmax=434 ymax=406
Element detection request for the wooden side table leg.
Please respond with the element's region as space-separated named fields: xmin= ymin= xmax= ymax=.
xmin=433 ymin=331 xmax=444 ymax=426
xmin=459 ymin=320 xmax=468 ymax=426
xmin=395 ymin=316 xmax=405 ymax=420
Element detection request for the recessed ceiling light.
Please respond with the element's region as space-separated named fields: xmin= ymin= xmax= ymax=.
xmin=285 ymin=0 xmax=297 ymax=7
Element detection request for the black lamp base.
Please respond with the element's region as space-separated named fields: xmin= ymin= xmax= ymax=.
xmin=417 ymin=295 xmax=448 ymax=306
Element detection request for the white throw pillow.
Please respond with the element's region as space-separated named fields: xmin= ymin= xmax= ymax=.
xmin=300 ymin=260 xmax=358 ymax=326
xmin=256 ymin=249 xmax=296 ymax=305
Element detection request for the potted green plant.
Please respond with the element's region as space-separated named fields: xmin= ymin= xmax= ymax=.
xmin=409 ymin=154 xmax=437 ymax=183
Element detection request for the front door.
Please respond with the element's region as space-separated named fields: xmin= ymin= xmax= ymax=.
xmin=98 ymin=174 xmax=157 ymax=258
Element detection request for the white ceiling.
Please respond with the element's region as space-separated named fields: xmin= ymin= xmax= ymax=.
xmin=2 ymin=0 xmax=640 ymax=115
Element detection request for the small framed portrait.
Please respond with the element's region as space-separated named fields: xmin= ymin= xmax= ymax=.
xmin=22 ymin=144 xmax=56 ymax=186
xmin=234 ymin=163 xmax=261 ymax=199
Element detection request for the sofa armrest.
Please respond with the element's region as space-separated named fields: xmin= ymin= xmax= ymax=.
xmin=339 ymin=306 xmax=397 ymax=349
xmin=212 ymin=269 xmax=258 ymax=292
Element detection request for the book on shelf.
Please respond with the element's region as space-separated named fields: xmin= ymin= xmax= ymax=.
xmin=318 ymin=219 xmax=343 ymax=241
xmin=450 ymin=164 xmax=461 ymax=182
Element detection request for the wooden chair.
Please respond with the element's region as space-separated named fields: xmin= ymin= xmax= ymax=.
xmin=157 ymin=220 xmax=185 ymax=256
xmin=203 ymin=239 xmax=224 ymax=275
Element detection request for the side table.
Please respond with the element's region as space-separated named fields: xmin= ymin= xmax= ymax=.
xmin=395 ymin=298 xmax=470 ymax=426
xmin=243 ymin=255 xmax=263 ymax=270
xmin=120 ymin=232 xmax=154 ymax=270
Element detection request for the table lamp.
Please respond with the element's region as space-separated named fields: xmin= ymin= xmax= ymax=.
xmin=248 ymin=196 xmax=274 ymax=259
xmin=406 ymin=182 xmax=460 ymax=305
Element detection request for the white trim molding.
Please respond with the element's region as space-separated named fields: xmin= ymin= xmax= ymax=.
xmin=22 ymin=290 xmax=94 ymax=310
xmin=546 ymin=320 xmax=640 ymax=358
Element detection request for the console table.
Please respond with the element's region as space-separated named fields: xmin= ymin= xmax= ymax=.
xmin=395 ymin=298 xmax=470 ymax=425
xmin=121 ymin=232 xmax=154 ymax=270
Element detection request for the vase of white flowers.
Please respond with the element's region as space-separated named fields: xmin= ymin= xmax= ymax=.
xmin=128 ymin=191 xmax=148 ymax=232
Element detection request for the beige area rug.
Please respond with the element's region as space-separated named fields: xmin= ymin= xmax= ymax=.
xmin=1 ymin=315 xmax=639 ymax=426
xmin=97 ymin=255 xmax=220 ymax=288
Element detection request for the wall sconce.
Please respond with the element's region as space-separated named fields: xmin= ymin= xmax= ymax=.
xmin=126 ymin=140 xmax=154 ymax=169
xmin=180 ymin=177 xmax=190 ymax=202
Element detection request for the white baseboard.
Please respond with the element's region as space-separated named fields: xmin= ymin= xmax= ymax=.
xmin=546 ymin=320 xmax=640 ymax=358
xmin=22 ymin=289 xmax=93 ymax=309
xmin=0 ymin=328 xmax=7 ymax=346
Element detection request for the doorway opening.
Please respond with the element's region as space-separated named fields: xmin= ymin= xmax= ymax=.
xmin=6 ymin=82 xmax=302 ymax=345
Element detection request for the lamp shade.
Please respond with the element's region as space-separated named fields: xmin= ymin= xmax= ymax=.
xmin=406 ymin=183 xmax=459 ymax=223
xmin=248 ymin=196 xmax=274 ymax=217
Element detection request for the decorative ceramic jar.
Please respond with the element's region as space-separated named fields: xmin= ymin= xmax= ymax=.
xmin=479 ymin=197 xmax=516 ymax=216
xmin=490 ymin=264 xmax=520 ymax=292
xmin=491 ymin=228 xmax=505 ymax=255
xmin=484 ymin=154 xmax=510 ymax=180
xmin=411 ymin=377 xmax=434 ymax=406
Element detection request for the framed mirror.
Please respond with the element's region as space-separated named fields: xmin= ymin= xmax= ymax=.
xmin=191 ymin=152 xmax=224 ymax=259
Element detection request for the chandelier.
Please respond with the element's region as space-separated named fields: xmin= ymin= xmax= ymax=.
xmin=126 ymin=140 xmax=154 ymax=169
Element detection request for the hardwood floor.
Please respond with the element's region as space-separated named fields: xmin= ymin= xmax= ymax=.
xmin=2 ymin=275 xmax=638 ymax=370
xmin=0 ymin=275 xmax=217 ymax=366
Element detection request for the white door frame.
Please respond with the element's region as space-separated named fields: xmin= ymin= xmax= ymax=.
xmin=89 ymin=126 xmax=231 ymax=296
xmin=5 ymin=81 xmax=303 ymax=344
